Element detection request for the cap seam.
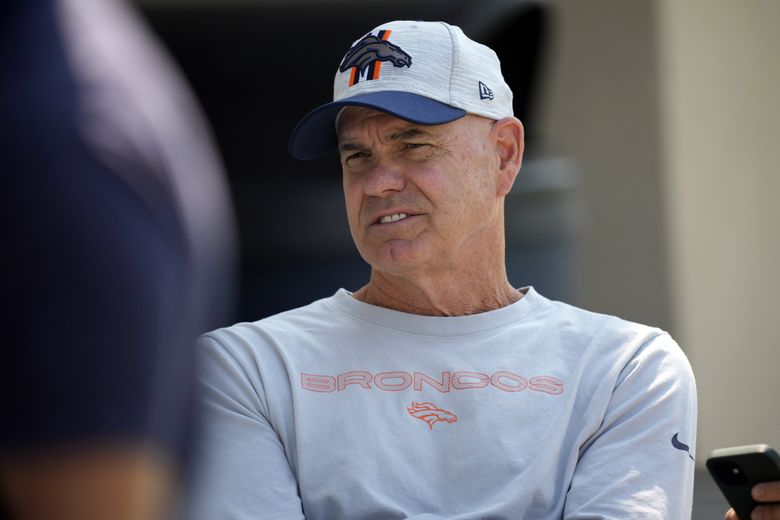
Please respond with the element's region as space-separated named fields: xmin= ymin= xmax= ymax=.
xmin=441 ymin=21 xmax=459 ymax=109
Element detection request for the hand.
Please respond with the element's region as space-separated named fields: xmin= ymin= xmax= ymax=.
xmin=725 ymin=481 xmax=780 ymax=520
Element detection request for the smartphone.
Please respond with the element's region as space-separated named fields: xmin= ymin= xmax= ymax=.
xmin=706 ymin=444 xmax=780 ymax=519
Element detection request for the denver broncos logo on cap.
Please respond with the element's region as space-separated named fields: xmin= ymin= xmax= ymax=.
xmin=407 ymin=401 xmax=457 ymax=430
xmin=339 ymin=30 xmax=412 ymax=86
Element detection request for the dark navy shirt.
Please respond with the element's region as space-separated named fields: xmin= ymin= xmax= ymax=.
xmin=0 ymin=0 xmax=236 ymax=462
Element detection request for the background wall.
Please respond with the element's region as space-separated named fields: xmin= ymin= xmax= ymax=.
xmin=541 ymin=0 xmax=780 ymax=462
xmin=539 ymin=0 xmax=671 ymax=331
xmin=656 ymin=0 xmax=780 ymax=459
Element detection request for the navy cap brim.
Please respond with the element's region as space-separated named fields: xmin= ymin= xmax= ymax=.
xmin=288 ymin=91 xmax=467 ymax=160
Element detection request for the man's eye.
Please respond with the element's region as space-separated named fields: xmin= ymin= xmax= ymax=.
xmin=404 ymin=143 xmax=427 ymax=150
xmin=346 ymin=151 xmax=369 ymax=161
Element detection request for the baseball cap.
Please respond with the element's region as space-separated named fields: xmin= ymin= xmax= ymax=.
xmin=288 ymin=20 xmax=514 ymax=160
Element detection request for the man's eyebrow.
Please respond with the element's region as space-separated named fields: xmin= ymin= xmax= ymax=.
xmin=389 ymin=127 xmax=435 ymax=141
xmin=339 ymin=142 xmax=365 ymax=153
xmin=339 ymin=127 xmax=434 ymax=152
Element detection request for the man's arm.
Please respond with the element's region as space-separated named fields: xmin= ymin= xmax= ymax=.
xmin=186 ymin=335 xmax=305 ymax=520
xmin=564 ymin=333 xmax=697 ymax=519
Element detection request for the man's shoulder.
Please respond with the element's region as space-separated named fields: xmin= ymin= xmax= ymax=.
xmin=532 ymin=292 xmax=685 ymax=366
xmin=198 ymin=291 xmax=346 ymax=352
xmin=205 ymin=294 xmax=342 ymax=335
xmin=533 ymin=293 xmax=694 ymax=399
xmin=535 ymin=293 xmax=663 ymax=342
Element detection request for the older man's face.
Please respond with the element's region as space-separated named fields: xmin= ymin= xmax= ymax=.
xmin=337 ymin=107 xmax=505 ymax=277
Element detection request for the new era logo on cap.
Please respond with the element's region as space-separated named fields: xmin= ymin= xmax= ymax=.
xmin=479 ymin=81 xmax=494 ymax=100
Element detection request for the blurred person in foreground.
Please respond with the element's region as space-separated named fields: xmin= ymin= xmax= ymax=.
xmin=188 ymin=20 xmax=695 ymax=519
xmin=0 ymin=0 xmax=235 ymax=518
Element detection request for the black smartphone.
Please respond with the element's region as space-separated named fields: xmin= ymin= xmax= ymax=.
xmin=706 ymin=444 xmax=780 ymax=519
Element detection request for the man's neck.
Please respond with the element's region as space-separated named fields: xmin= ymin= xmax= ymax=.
xmin=352 ymin=268 xmax=523 ymax=317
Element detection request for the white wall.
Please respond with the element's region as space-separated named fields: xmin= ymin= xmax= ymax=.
xmin=543 ymin=0 xmax=780 ymax=462
xmin=656 ymin=0 xmax=780 ymax=459
xmin=540 ymin=0 xmax=672 ymax=328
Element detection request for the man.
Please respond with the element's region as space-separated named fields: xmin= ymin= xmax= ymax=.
xmin=0 ymin=0 xmax=235 ymax=517
xmin=189 ymin=20 xmax=696 ymax=519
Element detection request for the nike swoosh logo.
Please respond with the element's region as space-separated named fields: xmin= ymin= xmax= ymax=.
xmin=672 ymin=433 xmax=695 ymax=461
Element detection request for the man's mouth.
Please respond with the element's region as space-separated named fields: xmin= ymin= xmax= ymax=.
xmin=379 ymin=212 xmax=409 ymax=224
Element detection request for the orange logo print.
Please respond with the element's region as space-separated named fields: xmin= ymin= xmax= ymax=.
xmin=406 ymin=401 xmax=457 ymax=429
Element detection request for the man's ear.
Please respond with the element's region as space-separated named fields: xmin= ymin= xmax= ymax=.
xmin=493 ymin=117 xmax=524 ymax=197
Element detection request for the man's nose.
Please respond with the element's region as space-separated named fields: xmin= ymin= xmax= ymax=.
xmin=363 ymin=160 xmax=405 ymax=196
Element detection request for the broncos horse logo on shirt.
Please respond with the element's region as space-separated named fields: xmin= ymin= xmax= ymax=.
xmin=407 ymin=401 xmax=457 ymax=429
xmin=340 ymin=31 xmax=412 ymax=86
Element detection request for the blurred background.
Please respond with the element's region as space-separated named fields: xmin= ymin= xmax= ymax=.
xmin=130 ymin=0 xmax=777 ymax=516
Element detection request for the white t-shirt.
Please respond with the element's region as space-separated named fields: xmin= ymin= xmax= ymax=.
xmin=188 ymin=287 xmax=697 ymax=519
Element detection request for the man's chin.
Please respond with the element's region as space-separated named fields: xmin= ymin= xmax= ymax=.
xmin=362 ymin=245 xmax=430 ymax=276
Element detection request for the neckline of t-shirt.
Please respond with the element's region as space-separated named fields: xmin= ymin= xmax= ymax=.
xmin=328 ymin=286 xmax=544 ymax=337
